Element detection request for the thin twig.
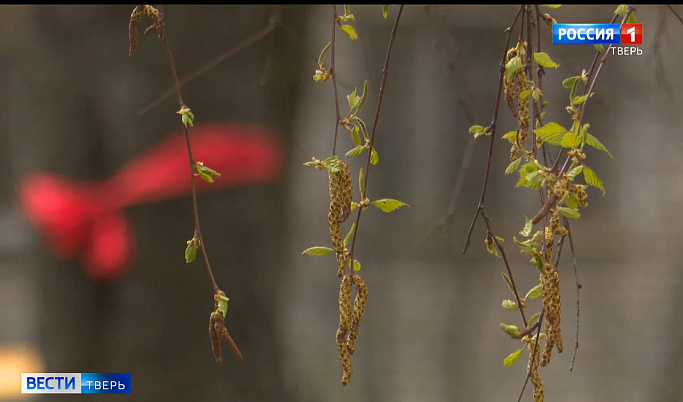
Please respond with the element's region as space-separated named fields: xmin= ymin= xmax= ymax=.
xmin=667 ymin=4 xmax=683 ymax=25
xmin=347 ymin=5 xmax=405 ymax=266
xmin=462 ymin=6 xmax=524 ymax=255
xmin=158 ymin=5 xmax=217 ymax=293
xmin=565 ymin=220 xmax=581 ymax=371
xmin=140 ymin=6 xmax=282 ymax=115
xmin=331 ymin=5 xmax=342 ymax=156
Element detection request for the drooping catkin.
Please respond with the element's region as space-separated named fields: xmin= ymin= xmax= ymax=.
xmin=337 ymin=274 xmax=354 ymax=385
xmin=528 ymin=341 xmax=544 ymax=402
xmin=328 ymin=161 xmax=352 ymax=276
xmin=346 ymin=274 xmax=369 ymax=355
xmin=540 ymin=261 xmax=563 ymax=366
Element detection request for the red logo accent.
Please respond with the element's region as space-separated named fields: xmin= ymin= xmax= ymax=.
xmin=621 ymin=24 xmax=642 ymax=45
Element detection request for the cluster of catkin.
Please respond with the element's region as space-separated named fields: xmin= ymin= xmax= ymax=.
xmin=527 ymin=340 xmax=544 ymax=402
xmin=328 ymin=161 xmax=353 ymax=277
xmin=337 ymin=273 xmax=368 ymax=385
xmin=129 ymin=5 xmax=162 ymax=57
xmin=504 ymin=41 xmax=531 ymax=162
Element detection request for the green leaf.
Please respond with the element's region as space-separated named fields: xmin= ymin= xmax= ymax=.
xmin=568 ymin=165 xmax=583 ymax=180
xmin=318 ymin=41 xmax=332 ymax=69
xmin=343 ymin=223 xmax=356 ymax=247
xmin=357 ymin=80 xmax=369 ymax=113
xmin=504 ymin=348 xmax=526 ymax=367
xmin=586 ymin=133 xmax=613 ymax=158
xmin=534 ymin=52 xmax=559 ymax=68
xmin=301 ymin=246 xmax=335 ymax=256
xmin=516 ymin=163 xmax=538 ymax=188
xmin=372 ymin=198 xmax=410 ymax=213
xmin=505 ymin=158 xmax=522 ymax=175
xmin=486 ymin=237 xmax=499 ymax=257
xmin=562 ymin=76 xmax=581 ymax=89
xmin=501 ymin=273 xmax=514 ymax=295
xmin=357 ymin=117 xmax=370 ymax=141
xmin=194 ymin=161 xmax=221 ymax=183
xmin=594 ymin=44 xmax=605 ymax=53
xmin=353 ymin=259 xmax=361 ymax=271
xmin=321 ymin=155 xmax=340 ymax=172
xmin=571 ymin=94 xmax=589 ymax=105
xmin=500 ymin=323 xmax=521 ymax=339
xmin=557 ymin=206 xmax=581 ymax=219
xmin=502 ymin=300 xmax=519 ymax=311
xmin=214 ymin=292 xmax=229 ymax=316
xmin=525 ymin=284 xmax=543 ymax=299
xmin=526 ymin=170 xmax=544 ymax=189
xmin=542 ymin=4 xmax=562 ymax=8
xmin=359 ymin=168 xmax=366 ymax=199
xmin=528 ymin=312 xmax=542 ymax=326
xmin=561 ymin=133 xmax=581 ymax=148
xmin=502 ymin=131 xmax=517 ymax=144
xmin=532 ymin=88 xmax=540 ymax=103
xmin=535 ymin=256 xmax=546 ymax=274
xmin=347 ymin=87 xmax=360 ymax=109
xmin=469 ymin=125 xmax=486 ymax=134
xmin=534 ymin=122 xmax=569 ymax=146
xmin=185 ymin=236 xmax=200 ymax=263
xmin=627 ymin=12 xmax=638 ymax=24
xmin=519 ymin=89 xmax=533 ymax=100
xmin=344 ymin=4 xmax=351 ymax=15
xmin=583 ymin=165 xmax=606 ymax=195
xmin=351 ymin=126 xmax=362 ymax=146
xmin=346 ymin=145 xmax=366 ymax=157
xmin=370 ymin=147 xmax=379 ymax=165
xmin=614 ymin=4 xmax=628 ymax=15
xmin=382 ymin=5 xmax=388 ymax=18
xmin=177 ymin=106 xmax=195 ymax=129
xmin=505 ymin=56 xmax=523 ymax=79
xmin=341 ymin=24 xmax=358 ymax=40
xmin=520 ymin=216 xmax=533 ymax=237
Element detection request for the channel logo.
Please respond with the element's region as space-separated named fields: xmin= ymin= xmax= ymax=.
xmin=21 ymin=373 xmax=131 ymax=394
xmin=553 ymin=23 xmax=642 ymax=45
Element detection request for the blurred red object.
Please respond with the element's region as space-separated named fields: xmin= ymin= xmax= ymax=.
xmin=19 ymin=122 xmax=284 ymax=282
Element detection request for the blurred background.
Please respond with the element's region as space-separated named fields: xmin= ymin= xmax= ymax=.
xmin=1 ymin=4 xmax=682 ymax=401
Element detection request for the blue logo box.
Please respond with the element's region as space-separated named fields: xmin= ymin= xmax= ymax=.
xmin=553 ymin=24 xmax=621 ymax=45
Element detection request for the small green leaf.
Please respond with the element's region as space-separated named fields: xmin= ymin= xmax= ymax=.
xmin=359 ymin=168 xmax=366 ymax=199
xmin=177 ymin=106 xmax=195 ymax=129
xmin=343 ymin=224 xmax=356 ymax=248
xmin=504 ymin=348 xmax=526 ymax=367
xmin=502 ymin=273 xmax=514 ymax=294
xmin=347 ymin=87 xmax=360 ymax=109
xmin=532 ymin=88 xmax=540 ymax=103
xmin=500 ymin=323 xmax=521 ymax=339
xmin=351 ymin=126 xmax=362 ymax=146
xmin=534 ymin=52 xmax=559 ymax=68
xmin=382 ymin=4 xmax=388 ymax=18
xmin=586 ymin=133 xmax=613 ymax=158
xmin=370 ymin=147 xmax=379 ymax=165
xmin=562 ymin=76 xmax=581 ymax=89
xmin=346 ymin=145 xmax=366 ymax=157
xmin=357 ymin=80 xmax=369 ymax=113
xmin=502 ymin=300 xmax=519 ymax=311
xmin=520 ymin=216 xmax=533 ymax=237
xmin=214 ymin=292 xmax=229 ymax=316
xmin=322 ymin=155 xmax=340 ymax=172
xmin=486 ymin=237 xmax=499 ymax=257
xmin=185 ymin=235 xmax=200 ymax=263
xmin=318 ymin=41 xmax=332 ymax=69
xmin=469 ymin=125 xmax=486 ymax=134
xmin=534 ymin=122 xmax=568 ymax=146
xmin=594 ymin=44 xmax=605 ymax=53
xmin=557 ymin=206 xmax=581 ymax=219
xmin=583 ymin=165 xmax=605 ymax=195
xmin=505 ymin=56 xmax=523 ymax=79
xmin=357 ymin=117 xmax=370 ymax=141
xmin=502 ymin=131 xmax=517 ymax=144
xmin=561 ymin=133 xmax=581 ymax=148
xmin=627 ymin=12 xmax=638 ymax=24
xmin=519 ymin=89 xmax=534 ymax=100
xmin=302 ymin=246 xmax=335 ymax=256
xmin=568 ymin=165 xmax=583 ymax=180
xmin=571 ymin=94 xmax=589 ymax=105
xmin=341 ymin=24 xmax=358 ymax=40
xmin=344 ymin=4 xmax=351 ymax=15
xmin=353 ymin=259 xmax=361 ymax=271
xmin=542 ymin=4 xmax=562 ymax=8
xmin=516 ymin=163 xmax=539 ymax=188
xmin=535 ymin=256 xmax=546 ymax=274
xmin=528 ymin=312 xmax=542 ymax=326
xmin=525 ymin=284 xmax=543 ymax=299
xmin=614 ymin=4 xmax=628 ymax=15
xmin=194 ymin=161 xmax=221 ymax=183
xmin=372 ymin=198 xmax=410 ymax=213
xmin=526 ymin=171 xmax=544 ymax=189
xmin=505 ymin=158 xmax=522 ymax=175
